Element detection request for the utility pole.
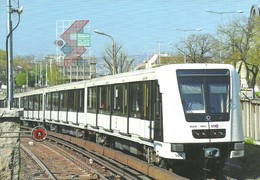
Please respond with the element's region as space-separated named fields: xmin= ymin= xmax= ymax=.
xmin=45 ymin=63 xmax=48 ymax=86
xmin=7 ymin=0 xmax=13 ymax=109
xmin=6 ymin=0 xmax=23 ymax=108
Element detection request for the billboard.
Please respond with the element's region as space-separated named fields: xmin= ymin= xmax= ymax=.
xmin=55 ymin=20 xmax=90 ymax=66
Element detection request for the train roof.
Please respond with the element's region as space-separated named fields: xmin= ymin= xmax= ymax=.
xmin=14 ymin=63 xmax=235 ymax=97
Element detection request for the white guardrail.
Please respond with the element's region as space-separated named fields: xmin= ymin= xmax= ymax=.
xmin=240 ymin=98 xmax=260 ymax=143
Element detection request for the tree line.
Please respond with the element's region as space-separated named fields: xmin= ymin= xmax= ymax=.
xmin=0 ymin=17 xmax=259 ymax=91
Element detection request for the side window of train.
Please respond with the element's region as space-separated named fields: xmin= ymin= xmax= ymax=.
xmin=52 ymin=92 xmax=59 ymax=111
xmin=60 ymin=90 xmax=68 ymax=111
xmin=46 ymin=93 xmax=52 ymax=111
xmin=68 ymin=90 xmax=77 ymax=112
xmin=39 ymin=94 xmax=43 ymax=111
xmin=98 ymin=85 xmax=110 ymax=114
xmin=113 ymin=83 xmax=127 ymax=116
xmin=87 ymin=87 xmax=97 ymax=113
xmin=78 ymin=89 xmax=85 ymax=112
xmin=29 ymin=96 xmax=34 ymax=111
xmin=34 ymin=95 xmax=39 ymax=111
xmin=13 ymin=98 xmax=19 ymax=108
xmin=24 ymin=96 xmax=29 ymax=110
xmin=130 ymin=81 xmax=150 ymax=120
xmin=20 ymin=97 xmax=24 ymax=109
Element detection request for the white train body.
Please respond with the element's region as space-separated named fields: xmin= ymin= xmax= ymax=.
xmin=12 ymin=64 xmax=244 ymax=168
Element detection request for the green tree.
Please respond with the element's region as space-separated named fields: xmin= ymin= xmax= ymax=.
xmin=47 ymin=62 xmax=66 ymax=86
xmin=15 ymin=71 xmax=27 ymax=88
xmin=216 ymin=17 xmax=259 ymax=89
xmin=0 ymin=50 xmax=7 ymax=85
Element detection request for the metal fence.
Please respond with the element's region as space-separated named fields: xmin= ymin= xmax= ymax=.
xmin=240 ymin=99 xmax=260 ymax=142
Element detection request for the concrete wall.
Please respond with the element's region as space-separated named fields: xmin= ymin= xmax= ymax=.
xmin=240 ymin=99 xmax=260 ymax=142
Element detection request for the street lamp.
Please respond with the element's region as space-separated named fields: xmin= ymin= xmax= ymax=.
xmin=17 ymin=66 xmax=28 ymax=89
xmin=157 ymin=41 xmax=173 ymax=64
xmin=206 ymin=10 xmax=243 ymax=22
xmin=174 ymin=28 xmax=202 ymax=63
xmin=94 ymin=29 xmax=116 ymax=75
xmin=6 ymin=0 xmax=23 ymax=109
xmin=206 ymin=10 xmax=243 ymax=61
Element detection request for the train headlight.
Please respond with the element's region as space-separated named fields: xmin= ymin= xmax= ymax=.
xmin=234 ymin=142 xmax=244 ymax=151
xmin=210 ymin=129 xmax=226 ymax=138
xmin=171 ymin=144 xmax=184 ymax=152
xmin=192 ymin=130 xmax=209 ymax=139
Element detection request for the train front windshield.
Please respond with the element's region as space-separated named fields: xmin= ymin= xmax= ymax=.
xmin=177 ymin=69 xmax=230 ymax=122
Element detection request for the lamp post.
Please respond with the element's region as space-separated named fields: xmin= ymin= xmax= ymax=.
xmin=206 ymin=10 xmax=243 ymax=22
xmin=6 ymin=0 xmax=23 ymax=109
xmin=206 ymin=10 xmax=243 ymax=61
xmin=174 ymin=28 xmax=202 ymax=63
xmin=17 ymin=66 xmax=28 ymax=89
xmin=157 ymin=41 xmax=173 ymax=64
xmin=94 ymin=30 xmax=116 ymax=75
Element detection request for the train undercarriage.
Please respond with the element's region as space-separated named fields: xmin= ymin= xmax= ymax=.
xmin=23 ymin=120 xmax=231 ymax=175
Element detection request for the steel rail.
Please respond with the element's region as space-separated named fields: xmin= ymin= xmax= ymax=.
xmin=20 ymin=144 xmax=57 ymax=180
xmin=42 ymin=141 xmax=109 ymax=180
xmin=48 ymin=136 xmax=149 ymax=180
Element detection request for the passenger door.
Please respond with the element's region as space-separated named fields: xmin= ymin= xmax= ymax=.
xmin=153 ymin=81 xmax=163 ymax=142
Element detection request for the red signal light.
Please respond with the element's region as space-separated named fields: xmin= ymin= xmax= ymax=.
xmin=32 ymin=126 xmax=47 ymax=141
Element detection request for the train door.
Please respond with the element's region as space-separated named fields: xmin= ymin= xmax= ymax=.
xmin=153 ymin=81 xmax=163 ymax=142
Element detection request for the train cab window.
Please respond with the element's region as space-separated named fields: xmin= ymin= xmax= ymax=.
xmin=179 ymin=79 xmax=206 ymax=114
xmin=52 ymin=92 xmax=59 ymax=111
xmin=87 ymin=87 xmax=97 ymax=113
xmin=113 ymin=84 xmax=127 ymax=116
xmin=98 ymin=86 xmax=110 ymax=114
xmin=46 ymin=93 xmax=52 ymax=111
xmin=208 ymin=78 xmax=229 ymax=113
xmin=130 ymin=81 xmax=150 ymax=120
xmin=177 ymin=69 xmax=230 ymax=122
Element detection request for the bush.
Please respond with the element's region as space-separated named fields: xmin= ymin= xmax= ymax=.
xmin=244 ymin=138 xmax=254 ymax=145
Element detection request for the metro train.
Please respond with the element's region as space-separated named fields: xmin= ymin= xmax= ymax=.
xmin=2 ymin=64 xmax=244 ymax=171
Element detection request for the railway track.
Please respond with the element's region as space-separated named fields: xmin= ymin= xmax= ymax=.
xmin=20 ymin=143 xmax=56 ymax=179
xmin=20 ymin=126 xmax=186 ymax=179
xmin=23 ymin=126 xmax=242 ymax=179
xmin=21 ymin=138 xmax=113 ymax=179
xmin=47 ymin=135 xmax=150 ymax=180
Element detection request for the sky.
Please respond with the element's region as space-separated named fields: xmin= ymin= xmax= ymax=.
xmin=0 ymin=0 xmax=258 ymax=63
